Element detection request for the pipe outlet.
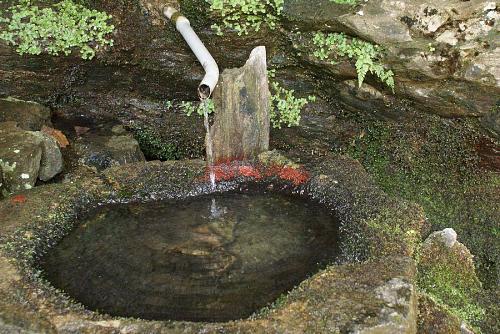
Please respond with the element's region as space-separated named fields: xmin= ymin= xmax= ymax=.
xmin=163 ymin=6 xmax=219 ymax=100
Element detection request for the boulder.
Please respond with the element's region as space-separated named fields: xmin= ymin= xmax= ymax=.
xmin=74 ymin=132 xmax=145 ymax=171
xmin=32 ymin=132 xmax=63 ymax=181
xmin=417 ymin=228 xmax=484 ymax=331
xmin=105 ymin=135 xmax=146 ymax=165
xmin=0 ymin=122 xmax=63 ymax=195
xmin=0 ymin=98 xmax=52 ymax=131
xmin=0 ymin=124 xmax=43 ymax=193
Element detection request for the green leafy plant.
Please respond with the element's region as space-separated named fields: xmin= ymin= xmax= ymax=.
xmin=312 ymin=32 xmax=395 ymax=92
xmin=206 ymin=0 xmax=284 ymax=35
xmin=270 ymin=81 xmax=315 ymax=129
xmin=180 ymin=99 xmax=215 ymax=117
xmin=0 ymin=0 xmax=114 ymax=59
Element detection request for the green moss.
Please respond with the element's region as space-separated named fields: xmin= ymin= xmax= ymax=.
xmin=345 ymin=113 xmax=497 ymax=332
xmin=329 ymin=0 xmax=357 ymax=4
xmin=130 ymin=126 xmax=179 ymax=161
xmin=347 ymin=115 xmax=498 ymax=285
xmin=358 ymin=201 xmax=422 ymax=258
xmin=250 ymin=291 xmax=289 ymax=319
xmin=179 ymin=0 xmax=212 ymax=29
xmin=418 ymin=266 xmax=485 ymax=331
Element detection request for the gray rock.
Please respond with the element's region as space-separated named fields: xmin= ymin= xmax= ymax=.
xmin=0 ymin=125 xmax=43 ymax=193
xmin=481 ymin=107 xmax=499 ymax=138
xmin=32 ymin=132 xmax=63 ymax=181
xmin=211 ymin=46 xmax=270 ymax=161
xmin=368 ymin=277 xmax=417 ymax=334
xmin=0 ymin=97 xmax=52 ymax=131
xmin=0 ymin=122 xmax=64 ymax=194
xmin=462 ymin=47 xmax=500 ymax=87
xmin=282 ymin=0 xmax=353 ymax=31
xmin=74 ymin=133 xmax=145 ymax=171
xmin=436 ymin=30 xmax=459 ymax=46
xmin=338 ymin=10 xmax=413 ymax=45
xmin=425 ymin=228 xmax=457 ymax=248
xmin=105 ymin=135 xmax=146 ymax=166
xmin=286 ymin=0 xmax=500 ymax=123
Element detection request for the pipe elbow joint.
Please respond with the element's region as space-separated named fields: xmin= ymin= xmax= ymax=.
xmin=199 ymin=65 xmax=219 ymax=100
xmin=164 ymin=6 xmax=219 ymax=100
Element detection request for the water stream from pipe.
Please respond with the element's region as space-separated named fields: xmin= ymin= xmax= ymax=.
xmin=202 ymin=99 xmax=216 ymax=190
xmin=201 ymin=99 xmax=223 ymax=219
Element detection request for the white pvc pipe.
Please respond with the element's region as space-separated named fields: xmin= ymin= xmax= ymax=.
xmin=163 ymin=6 xmax=219 ymax=100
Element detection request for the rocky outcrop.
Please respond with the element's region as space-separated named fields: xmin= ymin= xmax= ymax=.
xmin=285 ymin=0 xmax=499 ymax=135
xmin=0 ymin=0 xmax=498 ymax=138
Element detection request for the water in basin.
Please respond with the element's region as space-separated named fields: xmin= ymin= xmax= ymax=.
xmin=41 ymin=190 xmax=339 ymax=322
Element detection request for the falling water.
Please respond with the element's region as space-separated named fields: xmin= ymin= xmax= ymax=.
xmin=202 ymin=99 xmax=216 ymax=190
xmin=201 ymin=99 xmax=224 ymax=219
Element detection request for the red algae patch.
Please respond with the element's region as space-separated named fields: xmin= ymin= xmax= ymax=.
xmin=203 ymin=160 xmax=309 ymax=185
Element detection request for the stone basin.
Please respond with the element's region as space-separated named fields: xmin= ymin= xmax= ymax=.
xmin=0 ymin=153 xmax=425 ymax=333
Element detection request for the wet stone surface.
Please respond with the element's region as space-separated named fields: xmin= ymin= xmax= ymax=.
xmin=41 ymin=191 xmax=339 ymax=322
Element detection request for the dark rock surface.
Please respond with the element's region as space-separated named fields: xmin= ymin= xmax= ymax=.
xmin=0 ymin=97 xmax=52 ymax=131
xmin=0 ymin=0 xmax=497 ymax=137
xmin=73 ymin=126 xmax=145 ymax=171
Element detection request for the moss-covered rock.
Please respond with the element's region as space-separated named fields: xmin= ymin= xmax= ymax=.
xmin=418 ymin=229 xmax=484 ymax=332
xmin=418 ymin=292 xmax=463 ymax=334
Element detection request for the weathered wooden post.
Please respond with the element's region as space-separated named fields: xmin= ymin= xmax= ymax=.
xmin=210 ymin=46 xmax=270 ymax=162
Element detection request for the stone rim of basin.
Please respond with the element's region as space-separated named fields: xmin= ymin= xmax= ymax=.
xmin=0 ymin=152 xmax=425 ymax=333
